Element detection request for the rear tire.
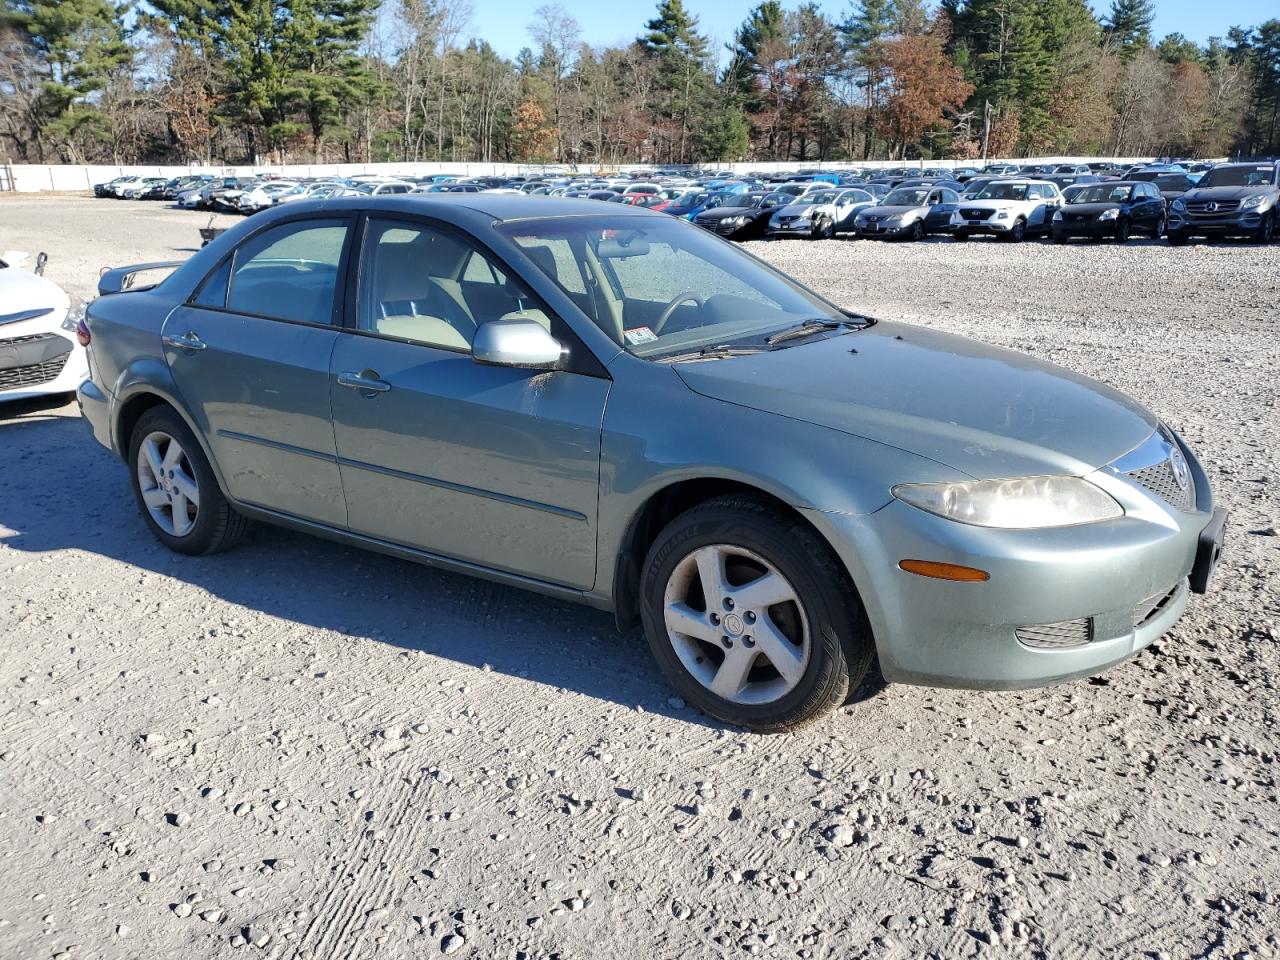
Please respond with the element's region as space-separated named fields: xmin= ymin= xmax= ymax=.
xmin=1152 ymin=215 xmax=1166 ymax=238
xmin=639 ymin=496 xmax=873 ymax=732
xmin=128 ymin=406 xmax=250 ymax=555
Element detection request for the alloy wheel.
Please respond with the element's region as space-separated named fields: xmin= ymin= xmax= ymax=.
xmin=136 ymin=431 xmax=200 ymax=537
xmin=662 ymin=544 xmax=811 ymax=705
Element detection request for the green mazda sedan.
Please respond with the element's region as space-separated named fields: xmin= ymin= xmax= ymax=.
xmin=77 ymin=195 xmax=1227 ymax=731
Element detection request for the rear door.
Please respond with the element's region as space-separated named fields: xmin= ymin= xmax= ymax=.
xmin=161 ymin=215 xmax=353 ymax=527
xmin=328 ymin=214 xmax=610 ymax=589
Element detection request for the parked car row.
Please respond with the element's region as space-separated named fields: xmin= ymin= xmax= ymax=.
xmin=90 ymin=158 xmax=1278 ymax=246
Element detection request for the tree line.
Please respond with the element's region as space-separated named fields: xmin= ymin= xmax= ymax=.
xmin=2 ymin=0 xmax=1278 ymax=167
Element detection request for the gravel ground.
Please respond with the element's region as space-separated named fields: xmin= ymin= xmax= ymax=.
xmin=1 ymin=196 xmax=1277 ymax=960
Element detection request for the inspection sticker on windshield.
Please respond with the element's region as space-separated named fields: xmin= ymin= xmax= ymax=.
xmin=624 ymin=326 xmax=658 ymax=345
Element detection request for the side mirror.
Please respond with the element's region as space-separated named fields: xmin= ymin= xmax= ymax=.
xmin=472 ymin=316 xmax=564 ymax=371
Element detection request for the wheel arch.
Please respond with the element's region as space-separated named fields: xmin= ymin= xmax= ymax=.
xmin=112 ymin=374 xmax=230 ymax=497
xmin=610 ymin=477 xmax=863 ymax=632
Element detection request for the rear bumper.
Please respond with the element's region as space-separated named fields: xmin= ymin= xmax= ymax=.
xmin=76 ymin=377 xmax=114 ymax=451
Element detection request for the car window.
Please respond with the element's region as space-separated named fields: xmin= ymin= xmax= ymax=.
xmin=503 ymin=217 xmax=848 ymax=356
xmin=191 ymin=258 xmax=232 ymax=309
xmin=225 ymin=219 xmax=347 ymax=325
xmin=940 ymin=189 xmax=958 ymax=203
xmin=357 ymin=217 xmax=542 ymax=351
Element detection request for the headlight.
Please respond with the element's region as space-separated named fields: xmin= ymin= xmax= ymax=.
xmin=1098 ymin=208 xmax=1120 ymax=220
xmin=722 ymin=216 xmax=747 ymax=226
xmin=1240 ymin=194 xmax=1267 ymax=209
xmin=61 ymin=294 xmax=86 ymax=332
xmin=892 ymin=476 xmax=1123 ymax=529
xmin=994 ymin=210 xmax=1009 ymax=220
xmin=1171 ymin=198 xmax=1185 ymax=211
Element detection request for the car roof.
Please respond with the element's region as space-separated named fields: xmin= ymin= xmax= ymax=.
xmin=282 ymin=193 xmax=663 ymax=224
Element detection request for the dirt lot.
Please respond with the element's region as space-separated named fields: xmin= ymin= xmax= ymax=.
xmin=1 ymin=195 xmax=1277 ymax=960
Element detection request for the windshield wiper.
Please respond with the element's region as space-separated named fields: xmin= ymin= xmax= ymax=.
xmin=656 ymin=344 xmax=765 ymax=363
xmin=765 ymin=318 xmax=857 ymax=346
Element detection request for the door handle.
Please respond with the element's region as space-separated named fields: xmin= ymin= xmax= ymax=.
xmin=162 ymin=331 xmax=207 ymax=351
xmin=337 ymin=371 xmax=392 ymax=394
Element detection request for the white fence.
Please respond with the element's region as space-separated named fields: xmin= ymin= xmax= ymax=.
xmin=1 ymin=157 xmax=1168 ymax=193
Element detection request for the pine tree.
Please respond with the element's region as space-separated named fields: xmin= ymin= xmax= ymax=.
xmin=1 ymin=0 xmax=130 ymax=161
xmin=1104 ymin=0 xmax=1155 ymax=60
xmin=839 ymin=0 xmax=898 ymax=159
xmin=638 ymin=0 xmax=713 ymax=162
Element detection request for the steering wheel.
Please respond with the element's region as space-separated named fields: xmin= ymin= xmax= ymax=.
xmin=652 ymin=292 xmax=705 ymax=335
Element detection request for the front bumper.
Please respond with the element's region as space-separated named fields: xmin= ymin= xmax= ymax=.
xmin=1168 ymin=209 xmax=1267 ymax=237
xmin=0 ymin=326 xmax=88 ymax=403
xmin=768 ymin=220 xmax=816 ymax=236
xmin=802 ymin=441 xmax=1221 ymax=690
xmin=1052 ymin=218 xmax=1122 ymax=238
xmin=953 ymin=216 xmax=1015 ymax=234
xmin=855 ymin=221 xmax=912 ymax=238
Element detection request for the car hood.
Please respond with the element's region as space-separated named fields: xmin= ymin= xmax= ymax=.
xmin=1061 ymin=202 xmax=1124 ymax=215
xmin=673 ymin=321 xmax=1158 ymax=478
xmin=698 ymin=206 xmax=765 ymax=220
xmin=0 ymin=267 xmax=70 ymax=327
xmin=1182 ymin=185 xmax=1273 ymax=202
xmin=959 ymin=198 xmax=1024 ymax=210
xmin=863 ymin=204 xmax=924 ymax=217
xmin=774 ymin=203 xmax=822 ymax=217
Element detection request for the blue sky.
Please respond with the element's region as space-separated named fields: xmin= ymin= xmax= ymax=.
xmin=462 ymin=0 xmax=1274 ymax=61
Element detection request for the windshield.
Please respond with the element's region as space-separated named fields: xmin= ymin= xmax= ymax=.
xmin=1069 ymin=184 xmax=1132 ymax=203
xmin=1198 ymin=165 xmax=1276 ymax=188
xmin=883 ymin=188 xmax=929 ymax=206
xmin=500 ymin=217 xmax=849 ymax=359
xmin=976 ymin=183 xmax=1028 ymax=201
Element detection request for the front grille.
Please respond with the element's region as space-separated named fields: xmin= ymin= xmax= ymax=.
xmin=0 ymin=332 xmax=61 ymax=348
xmin=1185 ymin=200 xmax=1240 ymax=215
xmin=1125 ymin=457 xmax=1194 ymax=512
xmin=1135 ymin=581 xmax=1183 ymax=628
xmin=1016 ymin=618 xmax=1094 ymax=649
xmin=960 ymin=208 xmax=993 ymax=220
xmin=0 ymin=353 xmax=69 ymax=390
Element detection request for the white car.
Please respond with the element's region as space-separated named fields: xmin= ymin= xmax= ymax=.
xmin=0 ymin=253 xmax=88 ymax=403
xmin=236 ymin=181 xmax=300 ymax=213
xmin=107 ymin=176 xmax=148 ymax=197
xmin=951 ymin=179 xmax=1064 ymax=241
xmin=768 ymin=187 xmax=878 ymax=239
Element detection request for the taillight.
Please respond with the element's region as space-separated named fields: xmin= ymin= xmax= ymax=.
xmin=75 ymin=317 xmax=91 ymax=347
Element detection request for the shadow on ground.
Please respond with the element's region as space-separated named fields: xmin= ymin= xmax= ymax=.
xmin=0 ymin=408 xmax=747 ymax=724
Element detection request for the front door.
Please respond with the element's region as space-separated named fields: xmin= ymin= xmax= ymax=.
xmin=328 ymin=216 xmax=610 ymax=590
xmin=161 ymin=216 xmax=353 ymax=527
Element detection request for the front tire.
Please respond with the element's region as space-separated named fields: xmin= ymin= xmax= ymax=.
xmin=639 ymin=496 xmax=873 ymax=732
xmin=1259 ymin=212 xmax=1275 ymax=244
xmin=909 ymin=220 xmax=924 ymax=242
xmin=128 ymin=406 xmax=250 ymax=555
xmin=1005 ymin=218 xmax=1026 ymax=242
xmin=1115 ymin=218 xmax=1131 ymax=243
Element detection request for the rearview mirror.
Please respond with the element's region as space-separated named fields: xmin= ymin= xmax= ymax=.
xmin=472 ymin=316 xmax=564 ymax=371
